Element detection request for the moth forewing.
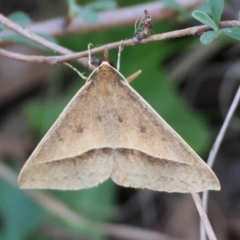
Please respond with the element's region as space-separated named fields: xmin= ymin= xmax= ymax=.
xmin=18 ymin=61 xmax=220 ymax=192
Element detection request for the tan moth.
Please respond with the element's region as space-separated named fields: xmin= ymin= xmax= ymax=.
xmin=18 ymin=50 xmax=220 ymax=192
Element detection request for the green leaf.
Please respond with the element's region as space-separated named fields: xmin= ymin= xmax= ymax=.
xmin=25 ymin=98 xmax=70 ymax=136
xmin=53 ymin=180 xmax=116 ymax=222
xmin=78 ymin=6 xmax=98 ymax=23
xmin=200 ymin=30 xmax=220 ymax=44
xmin=3 ymin=11 xmax=57 ymax=49
xmin=67 ymin=0 xmax=81 ymax=18
xmin=161 ymin=0 xmax=185 ymax=12
xmin=3 ymin=32 xmax=57 ymax=50
xmin=25 ymin=79 xmax=85 ymax=136
xmin=222 ymin=27 xmax=240 ymax=41
xmin=206 ymin=0 xmax=224 ymax=26
xmin=192 ymin=10 xmax=218 ymax=31
xmin=67 ymin=0 xmax=116 ymax=23
xmin=0 ymin=179 xmax=42 ymax=240
xmin=87 ymin=0 xmax=117 ymax=11
xmin=161 ymin=0 xmax=189 ymax=21
xmin=67 ymin=2 xmax=98 ymax=23
xmin=8 ymin=11 xmax=32 ymax=27
xmin=2 ymin=11 xmax=35 ymax=47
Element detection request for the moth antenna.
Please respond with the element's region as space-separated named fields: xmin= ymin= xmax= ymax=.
xmin=103 ymin=48 xmax=109 ymax=62
xmin=117 ymin=40 xmax=124 ymax=71
xmin=126 ymin=70 xmax=142 ymax=83
xmin=88 ymin=43 xmax=94 ymax=69
xmin=134 ymin=18 xmax=140 ymax=35
xmin=134 ymin=17 xmax=144 ymax=35
xmin=64 ymin=62 xmax=87 ymax=80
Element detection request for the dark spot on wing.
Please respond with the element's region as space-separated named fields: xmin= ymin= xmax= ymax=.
xmin=55 ymin=130 xmax=64 ymax=142
xmin=118 ymin=116 xmax=123 ymax=123
xmin=140 ymin=125 xmax=146 ymax=133
xmin=102 ymin=148 xmax=112 ymax=154
xmin=76 ymin=126 xmax=83 ymax=134
xmin=97 ymin=115 xmax=102 ymax=122
xmin=118 ymin=148 xmax=134 ymax=155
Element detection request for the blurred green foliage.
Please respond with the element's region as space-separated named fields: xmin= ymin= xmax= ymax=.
xmin=3 ymin=11 xmax=57 ymax=49
xmin=0 ymin=179 xmax=42 ymax=240
xmin=67 ymin=0 xmax=117 ymax=23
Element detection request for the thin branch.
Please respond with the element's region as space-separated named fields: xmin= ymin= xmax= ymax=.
xmin=191 ymin=193 xmax=217 ymax=240
xmin=0 ymin=14 xmax=88 ymax=67
xmin=0 ymin=161 xmax=180 ymax=240
xmin=206 ymin=86 xmax=240 ymax=168
xmin=0 ymin=0 xmax=205 ymax=66
xmin=1 ymin=0 xmax=204 ymax=39
xmin=200 ymin=86 xmax=240 ymax=240
xmin=0 ymin=20 xmax=240 ymax=65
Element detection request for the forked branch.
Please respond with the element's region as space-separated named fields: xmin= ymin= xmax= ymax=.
xmin=0 ymin=14 xmax=240 ymax=66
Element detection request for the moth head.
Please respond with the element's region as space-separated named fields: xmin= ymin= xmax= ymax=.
xmin=91 ymin=49 xmax=115 ymax=68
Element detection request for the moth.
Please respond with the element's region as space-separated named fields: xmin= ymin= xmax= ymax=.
xmin=18 ymin=50 xmax=220 ymax=192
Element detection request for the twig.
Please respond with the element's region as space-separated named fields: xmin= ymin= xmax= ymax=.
xmin=99 ymin=223 xmax=181 ymax=240
xmin=191 ymin=193 xmax=217 ymax=240
xmin=200 ymin=86 xmax=240 ymax=240
xmin=206 ymin=87 xmax=240 ymax=168
xmin=0 ymin=161 xmax=180 ymax=240
xmin=0 ymin=0 xmax=204 ymax=39
xmin=0 ymin=0 xmax=205 ymax=66
xmin=0 ymin=19 xmax=240 ymax=65
xmin=0 ymin=14 xmax=88 ymax=67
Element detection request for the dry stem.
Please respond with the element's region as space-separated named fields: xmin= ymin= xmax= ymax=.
xmin=1 ymin=0 xmax=204 ymax=39
xmin=200 ymin=86 xmax=240 ymax=240
xmin=0 ymin=14 xmax=239 ymax=66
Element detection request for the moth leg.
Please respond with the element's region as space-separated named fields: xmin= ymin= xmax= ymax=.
xmin=126 ymin=70 xmax=142 ymax=83
xmin=117 ymin=40 xmax=124 ymax=71
xmin=88 ymin=43 xmax=95 ymax=69
xmin=64 ymin=62 xmax=87 ymax=80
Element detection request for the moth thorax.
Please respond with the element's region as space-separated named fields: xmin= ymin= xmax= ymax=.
xmin=97 ymin=63 xmax=117 ymax=81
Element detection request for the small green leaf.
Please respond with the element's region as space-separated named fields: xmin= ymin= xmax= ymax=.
xmin=3 ymin=32 xmax=57 ymax=50
xmin=161 ymin=0 xmax=185 ymax=12
xmin=25 ymin=99 xmax=69 ymax=136
xmin=0 ymin=179 xmax=42 ymax=240
xmin=3 ymin=11 xmax=57 ymax=48
xmin=87 ymin=0 xmax=117 ymax=11
xmin=8 ymin=11 xmax=32 ymax=27
xmin=222 ymin=27 xmax=240 ymax=41
xmin=25 ymin=80 xmax=83 ymax=136
xmin=67 ymin=0 xmax=81 ymax=18
xmin=67 ymin=2 xmax=98 ymax=23
xmin=162 ymin=0 xmax=189 ymax=21
xmin=78 ymin=7 xmax=98 ymax=23
xmin=200 ymin=30 xmax=219 ymax=45
xmin=206 ymin=0 xmax=224 ymax=26
xmin=67 ymin=0 xmax=116 ymax=23
xmin=192 ymin=10 xmax=218 ymax=31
